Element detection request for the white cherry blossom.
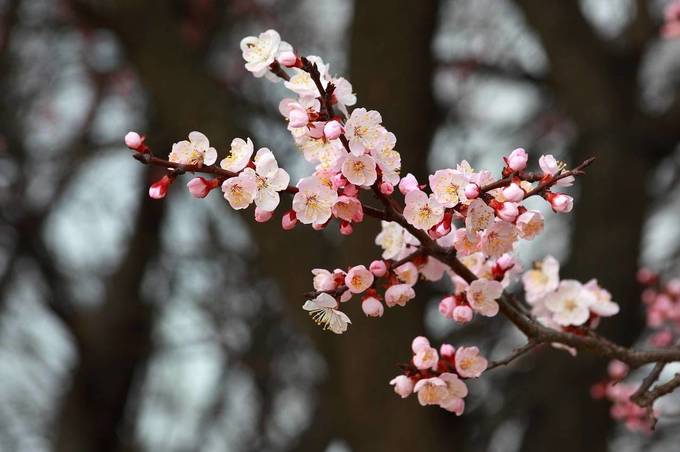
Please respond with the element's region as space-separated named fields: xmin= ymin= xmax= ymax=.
xmin=292 ymin=176 xmax=338 ymax=224
xmin=302 ymin=293 xmax=351 ymax=334
xmin=220 ymin=137 xmax=254 ymax=172
xmin=403 ymin=189 xmax=444 ymax=231
xmin=169 ymin=131 xmax=217 ymax=166
xmin=240 ymin=29 xmax=292 ymax=78
xmin=544 ymin=280 xmax=596 ymax=326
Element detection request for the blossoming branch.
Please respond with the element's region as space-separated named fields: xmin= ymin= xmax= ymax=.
xmin=125 ymin=29 xmax=680 ymax=430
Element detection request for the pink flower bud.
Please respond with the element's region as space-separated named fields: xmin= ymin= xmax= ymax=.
xmin=607 ymin=360 xmax=629 ymax=380
xmin=332 ymin=173 xmax=347 ymax=189
xmin=507 ymin=148 xmax=528 ymax=172
xmin=502 ymin=183 xmax=524 ymax=202
xmin=255 ymin=207 xmax=274 ymax=223
xmin=281 ymin=210 xmax=298 ymax=230
xmin=464 ymin=183 xmax=480 ymax=199
xmin=411 ymin=336 xmax=430 ymax=354
xmin=650 ymin=330 xmax=673 ymax=347
xmin=380 ymin=181 xmax=394 ymax=195
xmin=187 ymin=177 xmax=212 ymax=198
xmin=277 ymin=51 xmax=298 ymax=67
xmin=149 ymin=175 xmax=171 ymax=199
xmin=667 ymin=279 xmax=680 ymax=296
xmin=125 ymin=131 xmax=143 ymax=149
xmin=440 ymin=343 xmax=456 ymax=357
xmin=547 ymin=193 xmax=573 ymax=213
xmin=496 ymin=253 xmax=515 ymax=271
xmin=323 ymin=120 xmax=343 ymax=140
xmin=636 ymin=268 xmax=657 ymax=285
xmin=438 ymin=296 xmax=456 ymax=319
xmin=362 ymin=296 xmax=384 ymax=317
xmin=390 ymin=375 xmax=414 ymax=398
xmin=343 ymin=184 xmax=359 ymax=197
xmin=452 ymin=305 xmax=473 ymax=323
xmin=497 ymin=202 xmax=520 ymax=222
xmin=307 ymin=121 xmax=325 ymax=139
xmin=369 ymin=260 xmax=388 ymax=277
xmin=339 ymin=220 xmax=353 ymax=235
xmin=398 ymin=173 xmax=419 ymax=195
xmin=430 ymin=218 xmax=452 ymax=239
xmin=288 ymin=108 xmax=309 ymax=128
xmin=312 ymin=222 xmax=327 ymax=231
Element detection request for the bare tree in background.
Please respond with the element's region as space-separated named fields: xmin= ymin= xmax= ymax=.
xmin=1 ymin=1 xmax=680 ymax=452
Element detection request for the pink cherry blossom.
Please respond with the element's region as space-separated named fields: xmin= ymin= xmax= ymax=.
xmin=149 ymin=175 xmax=171 ymax=199
xmin=277 ymin=50 xmax=298 ymax=67
xmin=413 ymin=345 xmax=439 ymax=370
xmin=481 ymin=221 xmax=518 ymax=258
xmin=345 ymin=265 xmax=374 ymax=294
xmin=394 ymin=262 xmax=418 ymax=286
xmin=516 ymin=210 xmax=544 ymax=240
xmin=544 ymin=280 xmax=596 ymax=326
xmin=502 ymin=183 xmax=524 ymax=202
xmin=344 ymin=107 xmax=384 ymax=155
xmin=411 ymin=336 xmax=431 ymax=354
xmin=440 ymin=343 xmax=456 ymax=357
xmin=389 ymin=375 xmax=414 ymax=398
xmin=187 ymin=177 xmax=213 ymax=198
xmin=464 ymin=183 xmax=480 ymax=199
xmin=332 ymin=196 xmax=364 ymax=223
xmin=125 ymin=131 xmax=143 ymax=149
xmin=398 ymin=173 xmax=419 ymax=195
xmin=385 ymin=284 xmax=416 ymax=307
xmin=465 ymin=199 xmax=495 ymax=235
xmin=466 ymin=279 xmax=503 ymax=317
xmin=429 ymin=169 xmax=467 ymax=208
xmin=506 ymin=148 xmax=528 ymax=171
xmin=403 ymin=189 xmax=444 ymax=231
xmin=362 ymin=296 xmax=384 ymax=317
xmin=438 ymin=296 xmax=455 ymax=319
xmin=413 ymin=377 xmax=448 ymax=406
xmin=170 ymin=131 xmax=218 ymax=166
xmin=254 ymin=207 xmax=274 ymax=223
xmin=312 ymin=268 xmax=337 ymax=292
xmin=222 ymin=173 xmax=257 ymax=210
xmin=453 ymin=305 xmax=473 ymax=323
xmin=455 ymin=346 xmax=488 ymax=378
xmin=281 ymin=210 xmax=298 ymax=230
xmin=324 ymin=120 xmax=343 ymax=140
xmin=369 ymin=260 xmax=387 ymax=277
xmin=220 ymin=137 xmax=254 ymax=172
xmin=496 ymin=202 xmax=520 ymax=223
xmin=380 ymin=181 xmax=394 ymax=195
xmin=240 ymin=29 xmax=292 ymax=77
xmin=292 ymin=176 xmax=338 ymax=224
xmin=341 ymin=154 xmax=377 ymax=187
xmin=548 ymin=193 xmax=574 ymax=213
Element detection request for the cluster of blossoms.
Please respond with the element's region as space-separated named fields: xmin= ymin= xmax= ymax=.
xmin=663 ymin=0 xmax=680 ymax=38
xmin=308 ymin=150 xmax=586 ymax=333
xmin=389 ymin=337 xmax=487 ymax=414
xmin=638 ymin=269 xmax=680 ymax=347
xmin=126 ymin=28 xmax=680 ymax=423
xmin=591 ymin=361 xmax=659 ymax=433
xmin=522 ymin=256 xmax=619 ymax=333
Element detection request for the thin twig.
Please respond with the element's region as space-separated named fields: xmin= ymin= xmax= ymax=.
xmin=488 ymin=340 xmax=539 ymax=370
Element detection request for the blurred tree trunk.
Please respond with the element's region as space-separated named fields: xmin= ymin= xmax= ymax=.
xmin=53 ymin=172 xmax=165 ymax=452
xmin=511 ymin=1 xmax=678 ymax=450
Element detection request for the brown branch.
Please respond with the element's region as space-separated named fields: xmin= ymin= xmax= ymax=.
xmin=488 ymin=340 xmax=540 ymax=370
xmin=631 ymin=362 xmax=666 ymax=405
xmin=633 ymin=373 xmax=680 ymax=408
